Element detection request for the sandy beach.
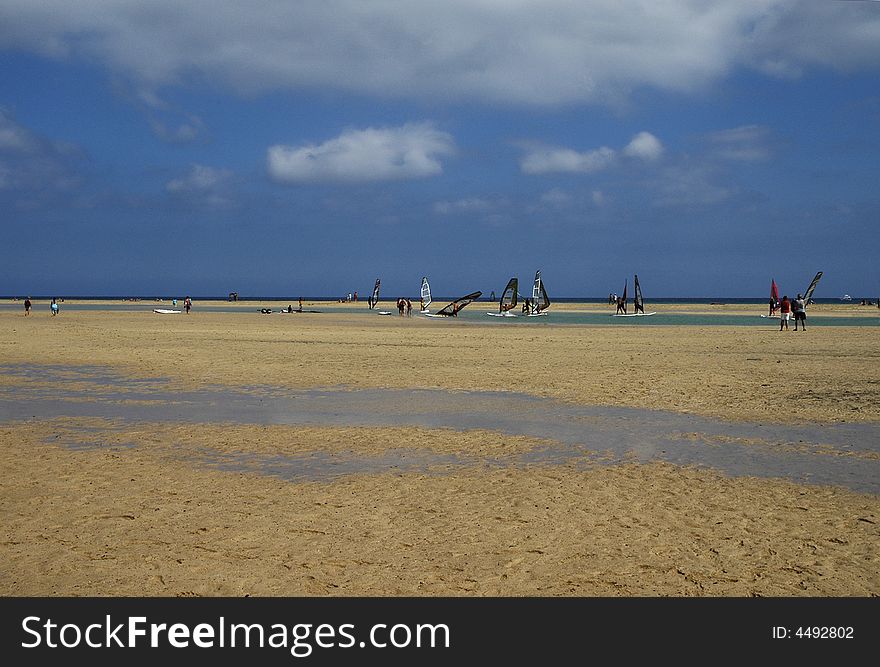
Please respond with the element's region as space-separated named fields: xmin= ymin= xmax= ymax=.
xmin=1 ymin=303 xmax=878 ymax=596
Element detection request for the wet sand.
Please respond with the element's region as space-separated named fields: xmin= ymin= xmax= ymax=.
xmin=1 ymin=306 xmax=878 ymax=596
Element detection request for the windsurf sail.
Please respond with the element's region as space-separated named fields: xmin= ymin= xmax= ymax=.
xmin=633 ymin=274 xmax=644 ymax=314
xmin=531 ymin=270 xmax=550 ymax=313
xmin=420 ymin=276 xmax=432 ymax=311
xmin=803 ymin=271 xmax=823 ymax=306
xmin=370 ymin=278 xmax=380 ymax=308
xmin=434 ymin=291 xmax=482 ymax=317
xmin=770 ymin=279 xmax=779 ymax=305
xmin=621 ymin=279 xmax=628 ymax=305
xmin=499 ymin=278 xmax=518 ymax=312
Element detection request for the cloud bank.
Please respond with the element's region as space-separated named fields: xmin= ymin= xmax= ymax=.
xmin=268 ymin=123 xmax=454 ymax=184
xmin=0 ymin=1 xmax=877 ymax=106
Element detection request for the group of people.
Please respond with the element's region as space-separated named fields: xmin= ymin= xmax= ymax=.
xmin=776 ymin=293 xmax=807 ymax=331
xmin=22 ymin=297 xmax=60 ymax=316
xmin=396 ymin=298 xmax=413 ymax=316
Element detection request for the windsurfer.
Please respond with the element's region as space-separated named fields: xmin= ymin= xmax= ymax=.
xmin=779 ymin=295 xmax=791 ymax=331
xmin=615 ymin=295 xmax=626 ymax=315
xmin=793 ymin=294 xmax=806 ymax=331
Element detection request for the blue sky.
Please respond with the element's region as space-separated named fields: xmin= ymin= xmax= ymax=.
xmin=1 ymin=1 xmax=878 ymax=298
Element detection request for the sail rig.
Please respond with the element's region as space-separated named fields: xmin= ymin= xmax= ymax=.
xmin=500 ymin=278 xmax=518 ymax=312
xmin=633 ymin=274 xmax=644 ymax=314
xmin=429 ymin=291 xmax=482 ymax=317
xmin=803 ymin=271 xmax=823 ymax=306
xmin=771 ymin=279 xmax=779 ymax=306
xmin=420 ymin=276 xmax=432 ymax=313
xmin=369 ymin=278 xmax=381 ymax=309
xmin=529 ymin=270 xmax=550 ymax=315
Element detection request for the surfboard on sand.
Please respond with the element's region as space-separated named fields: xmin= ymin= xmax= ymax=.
xmin=153 ymin=309 xmax=181 ymax=314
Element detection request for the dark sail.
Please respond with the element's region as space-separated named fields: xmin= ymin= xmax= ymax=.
xmin=634 ymin=274 xmax=644 ymax=313
xmin=803 ymin=271 xmax=823 ymax=306
xmin=435 ymin=291 xmax=482 ymax=317
xmin=370 ymin=278 xmax=380 ymax=308
xmin=621 ymin=279 xmax=628 ymax=305
xmin=499 ymin=278 xmax=518 ymax=312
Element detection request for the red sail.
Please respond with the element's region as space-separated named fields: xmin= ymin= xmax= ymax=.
xmin=770 ymin=279 xmax=779 ymax=303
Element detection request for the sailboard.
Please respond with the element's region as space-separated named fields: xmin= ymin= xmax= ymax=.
xmin=487 ymin=278 xmax=518 ymax=317
xmin=426 ymin=291 xmax=482 ymax=317
xmin=369 ymin=278 xmax=381 ymax=310
xmin=613 ymin=275 xmax=656 ymax=316
xmin=527 ymin=270 xmax=551 ymax=316
xmin=420 ymin=276 xmax=432 ymax=313
xmin=153 ymin=309 xmax=181 ymax=314
xmin=803 ymin=271 xmax=823 ymax=306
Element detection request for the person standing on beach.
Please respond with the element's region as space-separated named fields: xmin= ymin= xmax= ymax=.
xmin=24 ymin=297 xmax=31 ymax=315
xmin=50 ymin=298 xmax=59 ymax=316
xmin=768 ymin=297 xmax=777 ymax=317
xmin=615 ymin=295 xmax=626 ymax=315
xmin=405 ymin=299 xmax=412 ymax=317
xmin=184 ymin=296 xmax=192 ymax=314
xmin=779 ymin=295 xmax=791 ymax=331
xmin=793 ymin=294 xmax=806 ymax=331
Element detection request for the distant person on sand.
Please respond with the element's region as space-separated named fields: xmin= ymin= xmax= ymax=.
xmin=793 ymin=294 xmax=806 ymax=331
xmin=615 ymin=295 xmax=626 ymax=315
xmin=779 ymin=295 xmax=791 ymax=331
xmin=50 ymin=298 xmax=59 ymax=316
xmin=24 ymin=297 xmax=31 ymax=315
xmin=406 ymin=299 xmax=412 ymax=317
xmin=769 ymin=297 xmax=777 ymax=317
xmin=184 ymin=296 xmax=192 ymax=314
xmin=299 ymin=297 xmax=303 ymax=312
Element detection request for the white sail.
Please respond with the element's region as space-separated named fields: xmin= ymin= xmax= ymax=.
xmin=420 ymin=276 xmax=432 ymax=312
xmin=528 ymin=270 xmax=550 ymax=315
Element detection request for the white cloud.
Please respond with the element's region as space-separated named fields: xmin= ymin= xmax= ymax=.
xmin=520 ymin=145 xmax=616 ymax=175
xmin=623 ymin=131 xmax=663 ymax=161
xmin=1 ymin=2 xmax=877 ymax=107
xmin=519 ymin=131 xmax=662 ymax=175
xmin=706 ymin=125 xmax=771 ymax=161
xmin=166 ymin=164 xmax=231 ymax=193
xmin=268 ymin=123 xmax=454 ymax=184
